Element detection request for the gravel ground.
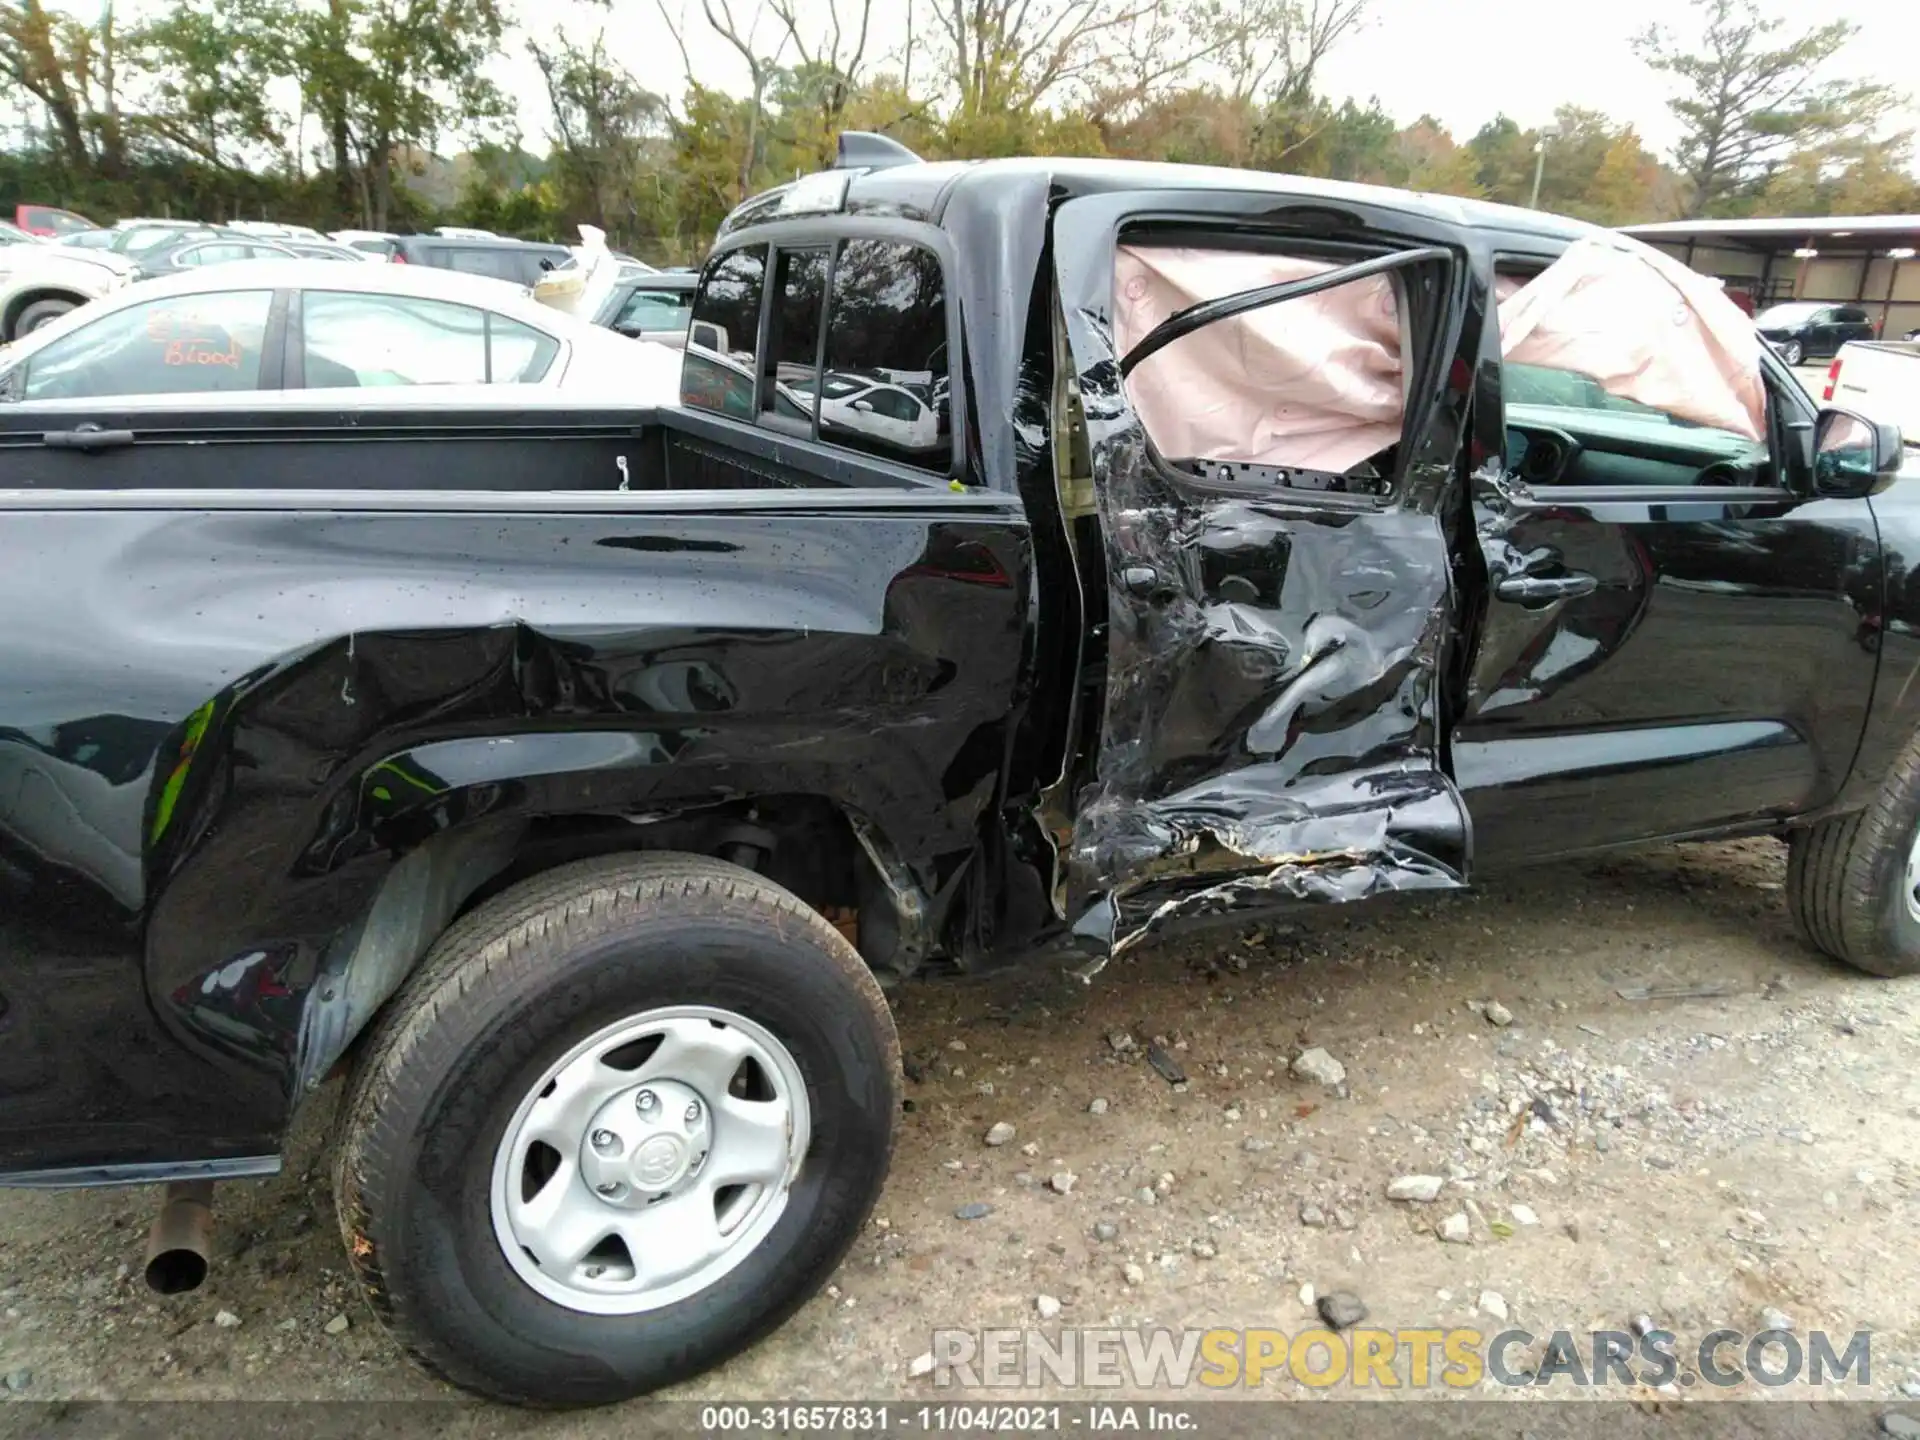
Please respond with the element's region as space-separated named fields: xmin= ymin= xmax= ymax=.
xmin=2 ymin=838 xmax=1919 ymax=1433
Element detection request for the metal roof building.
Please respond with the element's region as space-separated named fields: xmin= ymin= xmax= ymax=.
xmin=1618 ymin=215 xmax=1920 ymax=339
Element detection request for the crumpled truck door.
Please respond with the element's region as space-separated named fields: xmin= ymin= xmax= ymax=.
xmin=1046 ymin=192 xmax=1477 ymax=963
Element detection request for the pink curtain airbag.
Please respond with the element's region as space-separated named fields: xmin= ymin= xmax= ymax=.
xmin=1114 ymin=246 xmax=1404 ymax=473
xmin=1114 ymin=234 xmax=1765 ymax=471
xmin=1499 ymin=235 xmax=1765 ymax=441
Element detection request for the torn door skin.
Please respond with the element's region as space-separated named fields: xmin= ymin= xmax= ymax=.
xmin=1061 ymin=259 xmax=1470 ymax=962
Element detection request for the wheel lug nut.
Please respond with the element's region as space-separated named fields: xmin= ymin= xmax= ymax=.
xmin=685 ymin=1101 xmax=701 ymax=1124
xmin=590 ymin=1129 xmax=617 ymax=1152
xmin=584 ymin=1265 xmax=606 ymax=1279
xmin=595 ymin=1181 xmax=621 ymax=1196
xmin=636 ymin=1090 xmax=657 ymax=1114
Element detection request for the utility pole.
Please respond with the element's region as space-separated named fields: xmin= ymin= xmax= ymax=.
xmin=1528 ymin=136 xmax=1546 ymax=210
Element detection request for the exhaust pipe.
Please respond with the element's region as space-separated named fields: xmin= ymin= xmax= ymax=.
xmin=144 ymin=1180 xmax=214 ymax=1294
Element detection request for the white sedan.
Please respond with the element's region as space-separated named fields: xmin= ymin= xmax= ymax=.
xmin=0 ymin=259 xmax=682 ymax=404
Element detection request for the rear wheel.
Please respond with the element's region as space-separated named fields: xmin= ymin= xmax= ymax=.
xmin=13 ymin=298 xmax=75 ymax=336
xmin=1779 ymin=338 xmax=1804 ymax=366
xmin=333 ymin=852 xmax=900 ymax=1406
xmin=1788 ymin=734 xmax=1920 ymax=976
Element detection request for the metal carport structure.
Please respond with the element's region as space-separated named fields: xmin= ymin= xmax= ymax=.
xmin=1618 ymin=215 xmax=1920 ymax=340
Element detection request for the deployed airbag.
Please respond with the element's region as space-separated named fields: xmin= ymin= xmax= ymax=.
xmin=1115 ymin=233 xmax=1765 ymax=474
xmin=1114 ymin=245 xmax=1404 ymax=474
xmin=1499 ymin=234 xmax=1765 ymax=441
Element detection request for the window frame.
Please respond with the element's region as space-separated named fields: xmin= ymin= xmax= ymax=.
xmin=688 ymin=218 xmax=966 ymax=483
xmin=14 ymin=287 xmax=289 ymax=400
xmin=1490 ymin=245 xmax=1811 ymax=499
xmin=284 ymin=288 xmax=567 ymax=391
xmin=177 ymin=243 xmax=254 ymax=268
xmin=756 ymin=243 xmax=831 ymax=439
xmin=612 ymin=285 xmax=696 ymax=334
xmin=1101 ymin=222 xmax=1455 ymax=506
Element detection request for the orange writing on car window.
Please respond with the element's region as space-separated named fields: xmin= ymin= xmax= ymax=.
xmin=163 ymin=337 xmax=242 ymax=369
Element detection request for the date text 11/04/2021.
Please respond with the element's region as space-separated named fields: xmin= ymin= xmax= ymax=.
xmin=699 ymin=1407 xmax=1191 ymax=1432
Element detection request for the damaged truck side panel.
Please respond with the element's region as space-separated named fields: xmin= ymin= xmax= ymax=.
xmin=3 ymin=144 xmax=1919 ymax=1406
xmin=0 ymin=494 xmax=1030 ymax=1176
xmin=1048 ymin=187 xmax=1480 ymax=954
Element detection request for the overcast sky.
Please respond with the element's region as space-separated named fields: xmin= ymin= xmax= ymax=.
xmin=500 ymin=0 xmax=1920 ymax=168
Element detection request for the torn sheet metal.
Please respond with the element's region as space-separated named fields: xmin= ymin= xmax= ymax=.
xmin=1061 ymin=262 xmax=1469 ymax=967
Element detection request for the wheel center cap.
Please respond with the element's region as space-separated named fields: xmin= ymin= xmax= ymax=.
xmin=633 ymin=1134 xmax=688 ymax=1188
xmin=578 ymin=1077 xmax=714 ymax=1205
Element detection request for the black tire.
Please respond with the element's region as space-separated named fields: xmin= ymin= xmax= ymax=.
xmin=14 ymin=298 xmax=76 ymax=336
xmin=1788 ymin=734 xmax=1920 ymax=976
xmin=1779 ymin=338 xmax=1804 ymax=367
xmin=333 ymin=852 xmax=901 ymax=1406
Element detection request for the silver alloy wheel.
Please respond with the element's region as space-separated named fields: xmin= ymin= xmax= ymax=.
xmin=489 ymin=1005 xmax=809 ymax=1315
xmin=1781 ymin=339 xmax=1803 ymax=366
xmin=1905 ymin=825 xmax=1920 ymax=925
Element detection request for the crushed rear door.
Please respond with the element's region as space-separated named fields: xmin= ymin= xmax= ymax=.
xmin=1047 ymin=192 xmax=1476 ymax=961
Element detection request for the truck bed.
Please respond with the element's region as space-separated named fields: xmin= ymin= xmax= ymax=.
xmin=0 ymin=394 xmax=952 ymax=493
xmin=1828 ymin=340 xmax=1920 ymax=446
xmin=0 ymin=400 xmax=1030 ymax=1177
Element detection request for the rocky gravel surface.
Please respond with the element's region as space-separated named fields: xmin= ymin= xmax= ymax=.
xmin=2 ymin=838 xmax=1919 ymax=1435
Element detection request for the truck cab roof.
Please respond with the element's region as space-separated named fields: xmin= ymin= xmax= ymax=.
xmin=720 ymin=147 xmax=1600 ymax=251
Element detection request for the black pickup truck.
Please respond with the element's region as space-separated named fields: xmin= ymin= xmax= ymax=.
xmin=0 ymin=134 xmax=1912 ymax=1406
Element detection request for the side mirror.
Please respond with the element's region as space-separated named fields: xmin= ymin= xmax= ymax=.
xmin=613 ymin=322 xmax=646 ymax=340
xmin=852 ymin=398 xmax=875 ymax=413
xmin=687 ymin=320 xmax=725 ymax=355
xmin=1813 ymin=407 xmax=1904 ymax=497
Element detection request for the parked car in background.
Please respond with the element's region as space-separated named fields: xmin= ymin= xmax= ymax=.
xmin=1755 ymin=301 xmax=1877 ymax=365
xmin=282 ymin=239 xmax=383 ymax=264
xmin=597 ymin=269 xmax=695 ymax=344
xmin=128 ymin=232 xmax=302 ymax=279
xmin=61 ymin=222 xmax=228 ymax=255
xmin=0 ymin=259 xmax=681 ymax=401
xmin=0 ymin=243 xmax=137 ymax=340
xmin=13 ymin=204 xmax=95 ymax=237
xmin=108 ymin=217 xmax=204 ymax=236
xmin=388 ymin=233 xmax=571 ymax=286
xmin=98 ymin=223 xmax=222 ymax=256
xmin=536 ymin=252 xmax=696 ymax=346
xmin=226 ymin=220 xmax=328 ymax=243
xmin=332 ymin=229 xmax=401 ymax=257
xmin=0 ymin=220 xmax=43 ymax=247
xmin=1822 ymin=341 xmax=1920 ymax=446
xmin=795 ymin=370 xmax=942 ymax=455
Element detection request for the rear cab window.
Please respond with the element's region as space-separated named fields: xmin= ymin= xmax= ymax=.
xmin=683 ymin=247 xmax=766 ymax=420
xmin=682 ymin=235 xmax=953 ymax=474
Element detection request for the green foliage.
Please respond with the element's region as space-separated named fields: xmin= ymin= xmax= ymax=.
xmin=1636 ymin=0 xmax=1904 ymax=217
xmin=0 ymin=0 xmax=1909 ymax=257
xmin=127 ymin=0 xmax=288 ymax=169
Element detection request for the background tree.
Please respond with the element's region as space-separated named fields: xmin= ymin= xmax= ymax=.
xmin=131 ymin=0 xmax=288 ymax=172
xmin=1636 ymin=0 xmax=1902 ymax=217
xmin=0 ymin=0 xmax=1911 ymax=256
xmin=765 ymin=0 xmax=873 ymax=168
xmin=532 ymin=30 xmax=673 ymax=243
